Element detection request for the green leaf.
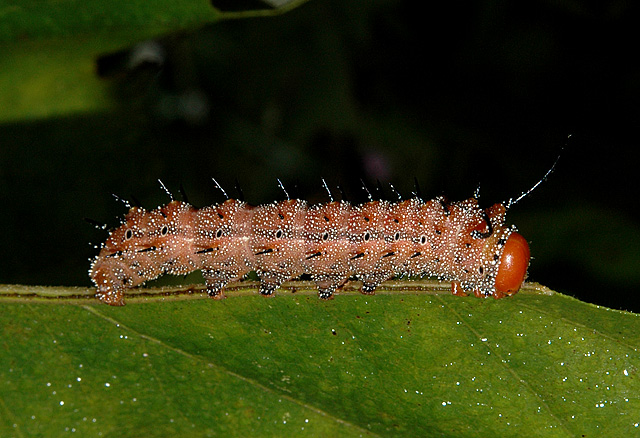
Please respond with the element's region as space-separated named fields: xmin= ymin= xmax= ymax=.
xmin=0 ymin=0 xmax=308 ymax=122
xmin=2 ymin=282 xmax=639 ymax=437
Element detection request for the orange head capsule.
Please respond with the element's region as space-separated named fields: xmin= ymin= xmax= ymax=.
xmin=495 ymin=232 xmax=530 ymax=297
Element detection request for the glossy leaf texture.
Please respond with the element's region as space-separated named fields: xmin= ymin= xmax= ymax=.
xmin=1 ymin=282 xmax=639 ymax=437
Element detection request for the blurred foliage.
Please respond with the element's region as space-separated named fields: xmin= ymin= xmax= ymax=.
xmin=1 ymin=0 xmax=639 ymax=310
xmin=0 ymin=0 xmax=225 ymax=120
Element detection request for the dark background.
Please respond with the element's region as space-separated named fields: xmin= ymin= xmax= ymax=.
xmin=2 ymin=0 xmax=639 ymax=311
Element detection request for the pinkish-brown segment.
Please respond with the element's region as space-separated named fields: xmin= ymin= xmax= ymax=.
xmin=90 ymin=196 xmax=529 ymax=305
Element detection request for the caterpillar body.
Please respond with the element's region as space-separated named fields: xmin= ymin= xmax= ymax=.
xmin=89 ymin=190 xmax=530 ymax=306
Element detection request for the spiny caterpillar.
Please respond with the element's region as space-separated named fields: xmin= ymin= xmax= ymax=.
xmin=89 ymin=181 xmax=531 ymax=306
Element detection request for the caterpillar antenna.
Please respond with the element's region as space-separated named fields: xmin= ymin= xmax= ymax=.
xmin=277 ymin=179 xmax=290 ymax=200
xmin=212 ymin=178 xmax=229 ymax=199
xmin=112 ymin=193 xmax=131 ymax=208
xmin=321 ymin=178 xmax=334 ymax=202
xmin=505 ymin=136 xmax=567 ymax=208
xmin=360 ymin=179 xmax=373 ymax=202
xmin=158 ymin=179 xmax=173 ymax=201
xmin=389 ymin=183 xmax=402 ymax=201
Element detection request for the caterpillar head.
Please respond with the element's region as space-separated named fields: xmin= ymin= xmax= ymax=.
xmin=476 ymin=203 xmax=530 ymax=299
xmin=494 ymin=232 xmax=530 ymax=298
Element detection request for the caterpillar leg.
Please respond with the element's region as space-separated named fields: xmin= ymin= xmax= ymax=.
xmin=451 ymin=281 xmax=469 ymax=297
xmin=314 ymin=281 xmax=336 ymax=299
xmin=313 ymin=277 xmax=348 ymax=300
xmin=259 ymin=281 xmax=280 ymax=296
xmin=360 ymin=273 xmax=393 ymax=295
xmin=361 ymin=282 xmax=378 ymax=295
xmin=202 ymin=270 xmax=229 ymax=300
xmin=473 ymin=288 xmax=485 ymax=298
xmin=204 ymin=281 xmax=227 ymax=300
xmin=92 ymin=267 xmax=127 ymax=306
xmin=96 ymin=288 xmax=126 ymax=306
xmin=318 ymin=289 xmax=335 ymax=299
xmin=492 ymin=289 xmax=515 ymax=299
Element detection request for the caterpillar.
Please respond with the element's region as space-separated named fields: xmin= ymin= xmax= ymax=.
xmin=89 ymin=183 xmax=531 ymax=306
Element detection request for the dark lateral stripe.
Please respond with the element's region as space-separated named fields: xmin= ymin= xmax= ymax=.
xmin=255 ymin=248 xmax=274 ymax=255
xmin=471 ymin=210 xmax=494 ymax=239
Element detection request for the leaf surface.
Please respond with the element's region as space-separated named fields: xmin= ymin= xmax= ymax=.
xmin=2 ymin=282 xmax=639 ymax=437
